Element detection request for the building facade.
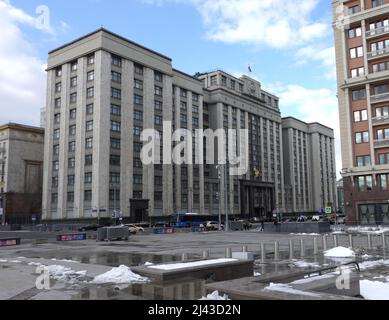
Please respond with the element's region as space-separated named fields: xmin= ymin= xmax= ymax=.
xmin=0 ymin=123 xmax=44 ymax=224
xmin=42 ymin=29 xmax=285 ymax=222
xmin=333 ymin=0 xmax=389 ymax=225
xmin=282 ymin=117 xmax=337 ymax=215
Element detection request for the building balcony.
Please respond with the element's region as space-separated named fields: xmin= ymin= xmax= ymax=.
xmin=374 ymin=138 xmax=389 ymax=148
xmin=366 ymin=26 xmax=389 ymax=39
xmin=372 ymin=115 xmax=389 ymax=126
xmin=370 ymin=92 xmax=389 ymax=103
xmin=367 ymin=48 xmax=389 ymax=60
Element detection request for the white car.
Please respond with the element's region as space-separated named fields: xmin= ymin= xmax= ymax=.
xmin=206 ymin=221 xmax=224 ymax=231
xmin=124 ymin=224 xmax=145 ymax=234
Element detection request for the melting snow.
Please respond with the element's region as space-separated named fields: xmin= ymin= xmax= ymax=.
xmin=289 ymin=260 xmax=320 ymax=268
xmin=360 ymin=280 xmax=389 ymax=300
xmin=148 ymin=259 xmax=237 ymax=271
xmin=290 ymin=273 xmax=337 ymax=285
xmin=347 ymin=226 xmax=389 ymax=234
xmin=92 ymin=265 xmax=149 ymax=284
xmin=254 ymin=272 xmax=261 ymax=277
xmin=324 ymin=247 xmax=355 ymax=258
xmin=359 ymin=259 xmax=389 ymax=270
xmin=264 ymin=283 xmax=321 ymax=297
xmin=200 ymin=291 xmax=230 ymax=300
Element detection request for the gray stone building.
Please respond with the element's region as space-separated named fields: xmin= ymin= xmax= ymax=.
xmin=42 ymin=28 xmax=285 ymax=222
xmin=282 ymin=117 xmax=337 ymax=214
xmin=0 ymin=123 xmax=44 ymax=224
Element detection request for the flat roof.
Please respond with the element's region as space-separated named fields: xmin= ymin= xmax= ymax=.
xmin=48 ymin=28 xmax=172 ymax=62
xmin=282 ymin=116 xmax=334 ymax=132
xmin=0 ymin=122 xmax=44 ymax=134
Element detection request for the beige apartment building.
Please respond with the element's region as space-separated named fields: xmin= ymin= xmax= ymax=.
xmin=333 ymin=0 xmax=389 ymax=224
xmin=282 ymin=117 xmax=337 ymax=214
xmin=42 ymin=28 xmax=286 ymax=223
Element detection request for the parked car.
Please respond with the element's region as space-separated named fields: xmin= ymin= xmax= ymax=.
xmin=311 ymin=215 xmax=321 ymax=222
xmin=297 ymin=216 xmax=307 ymax=222
xmin=78 ymin=224 xmax=103 ymax=232
xmin=206 ymin=221 xmax=224 ymax=231
xmin=124 ymin=224 xmax=145 ymax=234
xmin=336 ymin=215 xmax=346 ymax=224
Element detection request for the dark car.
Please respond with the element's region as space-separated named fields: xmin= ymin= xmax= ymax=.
xmin=78 ymin=224 xmax=103 ymax=232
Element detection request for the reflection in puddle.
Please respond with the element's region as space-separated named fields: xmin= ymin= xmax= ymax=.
xmin=72 ymin=279 xmax=207 ymax=300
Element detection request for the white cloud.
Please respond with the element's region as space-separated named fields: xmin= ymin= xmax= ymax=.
xmin=295 ymin=45 xmax=336 ymax=80
xmin=269 ymin=83 xmax=342 ymax=179
xmin=0 ymin=0 xmax=49 ymax=126
xmin=143 ymin=0 xmax=329 ymax=49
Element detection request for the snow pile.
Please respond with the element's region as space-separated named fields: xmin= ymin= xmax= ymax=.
xmin=359 ymin=259 xmax=389 ymax=270
xmin=290 ymin=273 xmax=337 ymax=285
xmin=347 ymin=226 xmax=389 ymax=234
xmin=360 ymin=280 xmax=389 ymax=300
xmin=51 ymin=258 xmax=78 ymax=263
xmin=92 ymin=265 xmax=149 ymax=284
xmin=290 ymin=233 xmax=320 ymax=236
xmin=44 ymin=265 xmax=87 ymax=282
xmin=0 ymin=259 xmax=8 ymax=263
xmin=324 ymin=247 xmax=355 ymax=258
xmin=200 ymin=291 xmax=230 ymax=300
xmin=9 ymin=260 xmax=21 ymax=263
xmin=144 ymin=262 xmax=153 ymax=266
xmin=290 ymin=260 xmax=320 ymax=268
xmin=254 ymin=272 xmax=261 ymax=277
xmin=264 ymin=283 xmax=321 ymax=297
xmin=148 ymin=259 xmax=237 ymax=271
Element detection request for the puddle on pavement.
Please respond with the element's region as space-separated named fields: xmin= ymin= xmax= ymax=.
xmin=71 ymin=279 xmax=208 ymax=300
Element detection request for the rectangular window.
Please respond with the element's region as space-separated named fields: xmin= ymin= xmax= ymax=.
xmin=111 ymin=88 xmax=121 ymax=100
xmin=54 ymin=113 xmax=61 ymax=124
xmin=68 ymin=158 xmax=75 ymax=169
xmin=180 ymin=101 xmax=187 ymax=111
xmin=210 ymin=75 xmax=217 ymax=86
xmin=111 ymin=121 xmax=121 ymax=132
xmin=109 ymin=189 xmax=120 ymax=201
xmin=52 ymin=193 xmax=58 ymax=203
xmin=133 ymin=79 xmax=143 ymax=91
xmin=85 ymin=154 xmax=93 ymax=166
xmin=85 ymin=172 xmax=92 ymax=184
xmin=110 ymin=155 xmax=120 ymax=166
xmin=379 ymin=174 xmax=388 ymax=190
xmin=134 ymin=175 xmax=143 ymax=185
xmin=155 ymin=71 xmax=163 ymax=82
xmin=86 ymin=120 xmax=93 ymax=132
xmin=68 ymin=175 xmax=75 ymax=186
xmin=111 ymin=138 xmax=120 ymax=150
xmin=71 ymin=61 xmax=78 ymax=71
xmin=68 ymin=141 xmax=76 ymax=152
xmin=55 ymin=98 xmax=61 ymax=108
xmin=112 ymin=55 xmax=122 ymax=67
xmin=111 ymin=71 xmax=121 ymax=83
xmin=133 ymin=126 xmax=142 ymax=136
xmin=70 ymin=93 xmax=77 ymax=104
xmin=134 ymin=64 xmax=143 ymax=75
xmin=71 ymin=77 xmax=77 ymax=87
xmin=53 ymin=161 xmax=59 ymax=171
xmin=155 ymin=100 xmax=163 ymax=111
xmin=87 ymin=87 xmax=94 ymax=98
xmin=87 ymin=71 xmax=95 ymax=82
xmin=155 ymin=86 xmax=163 ymax=97
xmin=111 ymin=104 xmax=121 ymax=116
xmin=67 ymin=192 xmax=74 ymax=203
xmin=55 ymin=68 xmax=62 ymax=77
xmin=54 ymin=129 xmax=60 ymax=139
xmin=55 ymin=82 xmax=62 ymax=93
xmin=86 ymin=103 xmax=94 ymax=115
xmin=110 ymin=172 xmax=120 ymax=184
xmin=53 ymin=145 xmax=59 ymax=156
xmin=155 ymin=115 xmax=162 ymax=125
xmin=192 ymin=93 xmax=199 ymax=102
xmin=87 ymin=54 xmax=95 ymax=65
xmin=134 ymin=110 xmax=143 ymax=121
xmin=70 ymin=109 xmax=76 ymax=119
xmin=84 ymin=190 xmax=92 ymax=201
xmin=134 ymin=142 xmax=142 ymax=153
xmin=69 ymin=125 xmax=76 ymax=136
xmin=134 ymin=94 xmax=143 ymax=106
xmin=85 ymin=137 xmax=93 ymax=149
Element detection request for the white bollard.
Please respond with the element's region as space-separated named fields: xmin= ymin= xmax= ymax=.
xmin=274 ymin=241 xmax=279 ymax=261
xmin=367 ymin=234 xmax=372 ymax=249
xmin=242 ymin=245 xmax=248 ymax=252
xmin=289 ymin=240 xmax=294 ymax=260
xmin=333 ymin=234 xmax=338 ymax=248
xmin=203 ymin=250 xmax=209 ymax=259
xmin=182 ymin=253 xmax=188 ymax=262
xmin=225 ymin=247 xmax=232 ymax=258
xmin=323 ymin=235 xmax=327 ymax=252
xmin=349 ymin=234 xmax=354 ymax=248
xmin=313 ymin=237 xmax=318 ymax=255
xmin=261 ymin=243 xmax=266 ymax=263
xmin=382 ymin=233 xmax=387 ymax=249
xmin=300 ymin=238 xmax=305 ymax=257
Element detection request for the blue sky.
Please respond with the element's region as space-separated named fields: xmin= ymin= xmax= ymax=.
xmin=0 ymin=0 xmax=341 ymax=173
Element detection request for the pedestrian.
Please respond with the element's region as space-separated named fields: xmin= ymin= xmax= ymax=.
xmin=260 ymin=219 xmax=265 ymax=232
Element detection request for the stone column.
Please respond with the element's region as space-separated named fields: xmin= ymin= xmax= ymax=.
xmin=174 ymin=86 xmax=182 ymax=213
xmin=187 ymin=91 xmax=194 ymax=213
xmin=121 ymin=60 xmax=134 ymax=217
xmin=198 ymin=95 xmax=205 ymax=213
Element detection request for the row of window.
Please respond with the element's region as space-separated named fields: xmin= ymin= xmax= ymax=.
xmin=55 ymin=55 xmax=95 ymax=78
xmin=356 ymin=173 xmax=389 ymax=192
